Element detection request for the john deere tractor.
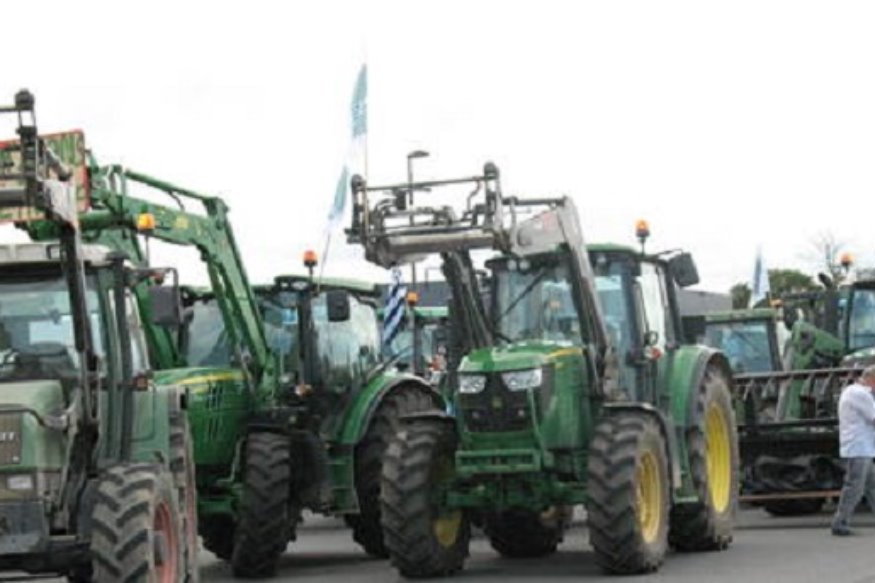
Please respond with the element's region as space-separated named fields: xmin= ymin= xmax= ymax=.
xmin=347 ymin=162 xmax=739 ymax=576
xmin=14 ymin=121 xmax=441 ymax=574
xmin=0 ymin=91 xmax=198 ymax=580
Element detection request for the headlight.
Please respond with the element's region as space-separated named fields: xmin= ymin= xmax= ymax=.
xmin=458 ymin=374 xmax=487 ymax=394
xmin=502 ymin=368 xmax=543 ymax=391
xmin=6 ymin=474 xmax=34 ymax=491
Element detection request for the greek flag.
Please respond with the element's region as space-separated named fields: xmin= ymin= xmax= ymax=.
xmin=327 ymin=64 xmax=367 ymax=228
xmin=383 ymin=267 xmax=407 ymax=346
xmin=749 ymin=246 xmax=770 ymax=307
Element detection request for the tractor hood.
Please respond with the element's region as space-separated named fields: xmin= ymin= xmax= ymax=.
xmin=459 ymin=341 xmax=582 ymax=373
xmin=0 ymin=380 xmax=66 ymax=471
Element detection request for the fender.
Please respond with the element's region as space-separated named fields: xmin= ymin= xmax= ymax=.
xmin=602 ymin=402 xmax=682 ymax=493
xmin=665 ymin=344 xmax=733 ymax=496
xmin=336 ymin=370 xmax=443 ymax=446
xmin=666 ymin=345 xmax=732 ymax=429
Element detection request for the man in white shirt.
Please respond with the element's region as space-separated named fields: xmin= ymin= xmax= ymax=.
xmin=831 ymin=365 xmax=875 ymax=535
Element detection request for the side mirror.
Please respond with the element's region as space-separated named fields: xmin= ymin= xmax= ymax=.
xmin=149 ymin=285 xmax=183 ymax=327
xmin=668 ymin=252 xmax=700 ymax=288
xmin=326 ymin=290 xmax=351 ymax=322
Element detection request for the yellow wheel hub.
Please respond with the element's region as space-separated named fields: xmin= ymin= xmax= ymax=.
xmin=433 ymin=511 xmax=463 ymax=548
xmin=635 ymin=450 xmax=662 ymax=544
xmin=705 ymin=403 xmax=732 ymax=513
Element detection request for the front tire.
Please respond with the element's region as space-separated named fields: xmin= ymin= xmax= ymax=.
xmin=381 ymin=420 xmax=469 ymax=578
xmin=669 ymin=363 xmax=739 ymax=551
xmin=90 ymin=464 xmax=184 ymax=583
xmin=485 ymin=508 xmax=565 ymax=558
xmin=587 ymin=414 xmax=670 ymax=574
xmin=232 ymin=432 xmax=293 ymax=578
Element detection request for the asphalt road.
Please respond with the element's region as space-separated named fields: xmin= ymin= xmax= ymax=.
xmin=199 ymin=508 xmax=875 ymax=583
xmin=8 ymin=507 xmax=873 ymax=582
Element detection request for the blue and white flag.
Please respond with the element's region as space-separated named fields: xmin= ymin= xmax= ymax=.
xmin=327 ymin=64 xmax=368 ymax=228
xmin=383 ymin=266 xmax=407 ymax=346
xmin=749 ymin=246 xmax=770 ymax=307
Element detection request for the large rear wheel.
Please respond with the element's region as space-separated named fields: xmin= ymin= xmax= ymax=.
xmin=232 ymin=432 xmax=293 ymax=578
xmin=587 ymin=414 xmax=670 ymax=574
xmin=351 ymin=386 xmax=436 ymax=557
xmin=669 ymin=363 xmax=739 ymax=551
xmin=169 ymin=409 xmax=200 ymax=582
xmin=381 ymin=420 xmax=469 ymax=578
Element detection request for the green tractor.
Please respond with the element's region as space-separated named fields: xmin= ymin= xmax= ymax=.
xmin=0 ymin=91 xmax=198 ymax=580
xmin=173 ymin=269 xmax=443 ymax=563
xmin=19 ymin=135 xmax=440 ymax=575
xmin=347 ymin=163 xmax=739 ymax=575
xmin=381 ymin=304 xmax=451 ymax=384
xmin=702 ymin=284 xmax=872 ymax=516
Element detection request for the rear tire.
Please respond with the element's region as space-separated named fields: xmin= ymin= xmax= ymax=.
xmin=232 ymin=432 xmax=293 ymax=578
xmin=763 ymin=498 xmax=824 ymax=516
xmin=587 ymin=414 xmax=671 ymax=574
xmin=381 ymin=420 xmax=469 ymax=578
xmin=669 ymin=364 xmax=739 ymax=551
xmin=201 ymin=515 xmax=234 ymax=560
xmin=90 ymin=464 xmax=184 ymax=583
xmin=485 ymin=508 xmax=565 ymax=558
xmin=351 ymin=387 xmax=436 ymax=557
xmin=169 ymin=409 xmax=200 ymax=582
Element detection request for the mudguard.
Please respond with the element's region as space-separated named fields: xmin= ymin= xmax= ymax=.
xmin=336 ymin=371 xmax=443 ymax=445
xmin=665 ymin=344 xmax=733 ymax=497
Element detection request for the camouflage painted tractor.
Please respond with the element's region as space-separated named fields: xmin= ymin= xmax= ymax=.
xmin=0 ymin=91 xmax=198 ymax=581
xmin=347 ymin=162 xmax=739 ymax=575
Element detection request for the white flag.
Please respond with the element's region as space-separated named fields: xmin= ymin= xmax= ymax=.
xmin=749 ymin=246 xmax=770 ymax=307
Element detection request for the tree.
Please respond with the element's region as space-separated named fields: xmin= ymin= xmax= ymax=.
xmin=804 ymin=231 xmax=849 ymax=286
xmin=768 ymin=269 xmax=817 ymax=297
xmin=730 ymin=269 xmax=816 ymax=309
xmin=730 ymin=283 xmax=750 ymax=309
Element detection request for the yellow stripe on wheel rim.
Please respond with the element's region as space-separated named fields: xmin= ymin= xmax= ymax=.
xmin=636 ymin=450 xmax=662 ymax=544
xmin=705 ymin=403 xmax=732 ymax=513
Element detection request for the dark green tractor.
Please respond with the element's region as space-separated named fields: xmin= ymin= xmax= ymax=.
xmin=0 ymin=91 xmax=198 ymax=581
xmin=348 ymin=162 xmax=739 ymax=575
xmin=167 ymin=268 xmax=442 ymax=567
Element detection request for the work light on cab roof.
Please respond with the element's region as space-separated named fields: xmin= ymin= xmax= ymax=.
xmin=303 ymin=249 xmax=318 ymax=268
xmin=840 ymin=252 xmax=854 ymax=272
xmin=635 ymin=219 xmax=650 ymax=253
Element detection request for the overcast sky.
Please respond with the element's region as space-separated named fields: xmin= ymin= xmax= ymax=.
xmin=2 ymin=1 xmax=873 ymax=292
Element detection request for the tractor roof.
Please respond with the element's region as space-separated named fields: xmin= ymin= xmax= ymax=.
xmin=705 ymin=308 xmax=777 ymax=323
xmin=586 ymin=243 xmax=638 ymax=255
xmin=0 ymin=242 xmax=114 ymax=267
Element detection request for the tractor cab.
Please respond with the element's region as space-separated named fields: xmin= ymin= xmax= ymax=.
xmin=256 ymin=270 xmax=382 ymax=394
xmin=702 ymin=308 xmax=788 ymax=374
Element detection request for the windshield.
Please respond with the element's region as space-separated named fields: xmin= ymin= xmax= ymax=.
xmin=704 ymin=321 xmax=774 ymax=373
xmin=387 ymin=321 xmax=446 ymax=367
xmin=0 ymin=273 xmax=103 ymax=382
xmin=493 ymin=259 xmax=582 ymax=345
xmin=313 ymin=293 xmax=381 ymax=387
xmin=259 ymin=289 xmax=382 ymax=387
xmin=848 ymin=288 xmax=875 ymax=352
xmin=185 ymin=299 xmax=232 ymax=367
xmin=593 ymin=261 xmax=635 ymax=362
